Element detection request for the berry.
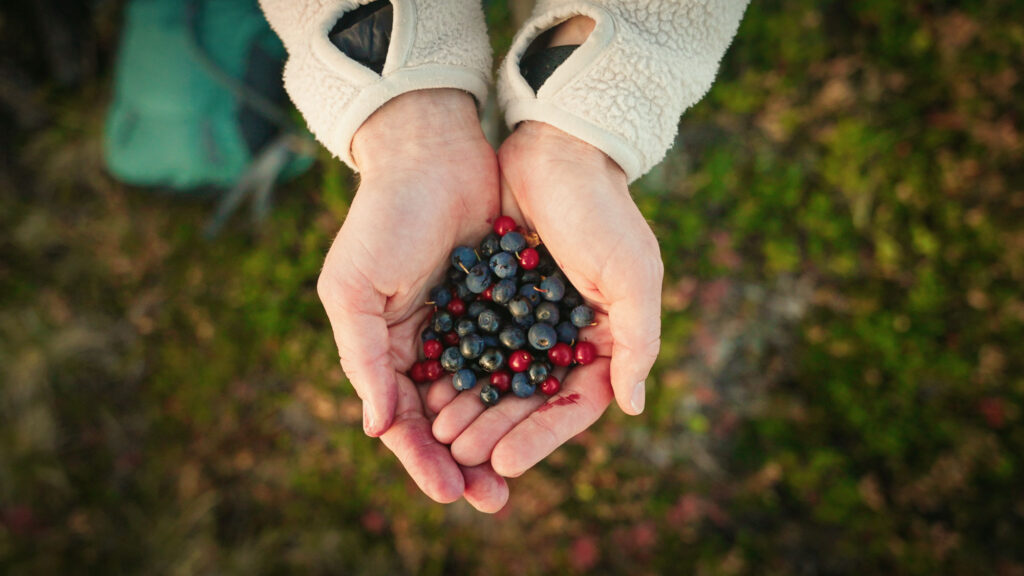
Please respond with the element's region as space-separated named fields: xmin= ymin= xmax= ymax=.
xmin=479 ymin=384 xmax=501 ymax=406
xmin=466 ymin=263 xmax=491 ymax=294
xmin=508 ymin=295 xmax=533 ymax=318
xmin=479 ymin=233 xmax=502 ymax=258
xmin=535 ymin=301 xmax=560 ymax=324
xmin=528 ymin=361 xmax=551 ymax=385
xmin=432 ymin=311 xmax=454 ymax=333
xmin=573 ymin=341 xmax=597 ymax=366
xmin=519 ymin=247 xmax=540 ymax=270
xmin=491 ymin=278 xmax=517 ymax=305
xmin=562 ymin=290 xmax=582 ymax=309
xmin=500 ymin=231 xmax=527 ymax=253
xmin=540 ymin=375 xmax=561 ymax=395
xmin=509 ymin=350 xmax=532 ymax=372
xmin=429 ymin=286 xmax=452 ymax=308
xmin=514 ymin=314 xmax=535 ymax=329
xmin=511 ymin=372 xmax=536 ymax=398
xmin=570 ymin=305 xmax=596 ymax=328
xmin=442 ymin=331 xmax=460 ymax=346
xmin=521 ymin=270 xmax=542 ymax=285
xmin=548 ymin=342 xmax=573 ymax=367
xmin=490 ymin=371 xmax=511 ymax=393
xmin=420 ymin=328 xmax=439 ymax=342
xmin=489 ymin=251 xmax=518 ymax=279
xmin=460 ymin=334 xmax=485 ymax=359
xmin=555 ymin=321 xmax=578 ymax=344
xmin=447 ymin=297 xmax=466 ymax=316
xmin=450 ymin=246 xmax=478 ymax=272
xmin=440 ymin=347 xmax=464 ymax=372
xmin=520 ymin=284 xmax=542 ymax=306
xmin=454 ymin=282 xmax=473 ymax=301
xmin=410 ymin=361 xmax=427 ymax=383
xmin=528 ymin=323 xmax=557 ymax=351
xmin=498 ymin=326 xmax=526 ymax=349
xmin=481 ymin=285 xmax=494 ymax=301
xmin=422 ymin=359 xmax=443 ymax=381
xmin=467 ymin=301 xmax=488 ymax=319
xmin=493 ymin=215 xmax=517 ymax=236
xmin=455 ymin=318 xmax=477 ymax=337
xmin=477 ymin=309 xmax=502 ymax=333
xmin=423 ymin=339 xmax=443 ymax=360
xmin=478 ymin=348 xmax=505 ymax=373
xmin=540 ymin=276 xmax=566 ymax=302
xmin=452 ymin=369 xmax=478 ymax=391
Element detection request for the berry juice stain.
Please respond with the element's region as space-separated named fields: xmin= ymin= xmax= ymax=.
xmin=536 ymin=393 xmax=581 ymax=413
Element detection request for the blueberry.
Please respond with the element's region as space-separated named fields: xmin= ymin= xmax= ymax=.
xmin=562 ymin=290 xmax=583 ymax=309
xmin=515 ymin=314 xmax=535 ymax=329
xmin=540 ymin=276 xmax=566 ymax=302
xmin=432 ymin=311 xmax=453 ymax=333
xmin=455 ymin=318 xmax=477 ymax=337
xmin=478 ymin=309 xmax=502 ymax=333
xmin=429 ymin=286 xmax=452 ymax=308
xmin=500 ymin=231 xmax=527 ymax=253
xmin=511 ymin=372 xmax=536 ymax=398
xmin=454 ymin=282 xmax=473 ymax=301
xmin=460 ymin=333 xmax=485 ymax=359
xmin=528 ymin=322 xmax=557 ymax=350
xmin=521 ymin=270 xmax=542 ymax=285
xmin=499 ymin=326 xmax=526 ymax=349
xmin=508 ymin=295 xmax=533 ymax=318
xmin=440 ymin=347 xmax=464 ymax=372
xmin=528 ymin=361 xmax=551 ymax=385
xmin=535 ymin=301 xmax=560 ymax=324
xmin=479 ymin=384 xmax=501 ymax=406
xmin=451 ymin=246 xmax=478 ymax=271
xmin=481 ymin=335 xmax=500 ymax=348
xmin=466 ymin=263 xmax=492 ymax=294
xmin=570 ymin=305 xmax=596 ymax=328
xmin=467 ymin=301 xmax=488 ymax=319
xmin=421 ymin=328 xmax=439 ymax=342
xmin=489 ymin=252 xmax=518 ymax=279
xmin=479 ymin=348 xmax=505 ymax=373
xmin=491 ymin=278 xmax=518 ymax=305
xmin=519 ymin=284 xmax=542 ymax=306
xmin=555 ymin=321 xmax=578 ymax=344
xmin=479 ymin=233 xmax=502 ymax=258
xmin=452 ymin=369 xmax=478 ymax=391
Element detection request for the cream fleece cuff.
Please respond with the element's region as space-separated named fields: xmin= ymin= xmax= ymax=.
xmin=260 ymin=0 xmax=491 ymax=171
xmin=498 ymin=0 xmax=749 ymax=182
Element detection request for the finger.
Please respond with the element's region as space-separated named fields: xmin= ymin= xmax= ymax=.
xmin=379 ymin=375 xmax=466 ymax=503
xmin=491 ymin=359 xmax=613 ymax=478
xmin=425 ymin=377 xmax=459 ymax=415
xmin=603 ymin=245 xmax=663 ymax=416
xmin=450 ymin=393 xmax=546 ymax=467
xmin=461 ymin=463 xmax=510 ymax=514
xmin=433 ymin=390 xmax=489 ymax=444
xmin=318 ymin=266 xmax=398 ymax=436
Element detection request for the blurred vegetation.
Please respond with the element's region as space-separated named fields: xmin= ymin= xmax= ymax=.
xmin=2 ymin=1 xmax=1022 ymax=574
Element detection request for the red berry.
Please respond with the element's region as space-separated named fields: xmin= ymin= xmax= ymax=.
xmin=481 ymin=285 xmax=494 ymax=301
xmin=573 ymin=341 xmax=597 ymax=366
xmin=509 ymin=350 xmax=533 ymax=372
xmin=443 ymin=331 xmax=460 ymax=346
xmin=422 ymin=360 xmax=443 ymax=381
xmin=423 ymin=339 xmax=442 ymax=360
xmin=410 ymin=361 xmax=427 ymax=383
xmin=540 ymin=375 xmax=561 ymax=395
xmin=447 ymin=297 xmax=466 ymax=316
xmin=490 ymin=371 xmax=511 ymax=393
xmin=519 ymin=247 xmax=540 ymax=270
xmin=493 ymin=215 xmax=517 ymax=236
xmin=548 ymin=342 xmax=573 ymax=367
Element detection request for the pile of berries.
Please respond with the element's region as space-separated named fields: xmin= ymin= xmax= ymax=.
xmin=408 ymin=216 xmax=597 ymax=406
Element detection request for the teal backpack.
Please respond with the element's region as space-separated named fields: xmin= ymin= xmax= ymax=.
xmin=104 ymin=0 xmax=313 ymax=232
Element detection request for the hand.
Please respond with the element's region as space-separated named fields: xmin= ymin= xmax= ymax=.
xmin=430 ymin=121 xmax=663 ymax=478
xmin=317 ymin=89 xmax=507 ymax=512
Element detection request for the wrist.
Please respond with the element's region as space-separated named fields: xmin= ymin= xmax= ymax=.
xmin=351 ymin=89 xmax=487 ymax=174
xmin=514 ymin=121 xmax=624 ymax=178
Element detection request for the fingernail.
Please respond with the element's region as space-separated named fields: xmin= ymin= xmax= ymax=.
xmin=363 ymin=405 xmax=376 ymax=435
xmin=630 ymin=381 xmax=646 ymax=414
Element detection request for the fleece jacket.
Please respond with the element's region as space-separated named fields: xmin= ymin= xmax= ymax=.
xmin=259 ymin=0 xmax=491 ymax=171
xmin=498 ymin=0 xmax=749 ymax=182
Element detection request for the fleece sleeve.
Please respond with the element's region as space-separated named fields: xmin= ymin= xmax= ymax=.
xmin=497 ymin=0 xmax=749 ymax=182
xmin=259 ymin=0 xmax=491 ymax=170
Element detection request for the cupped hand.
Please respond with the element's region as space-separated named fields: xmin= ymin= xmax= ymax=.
xmin=431 ymin=121 xmax=664 ymax=478
xmin=316 ymin=89 xmax=507 ymax=512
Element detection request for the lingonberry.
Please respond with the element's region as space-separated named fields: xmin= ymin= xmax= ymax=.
xmin=509 ymin=350 xmax=533 ymax=372
xmin=573 ymin=341 xmax=597 ymax=366
xmin=540 ymin=375 xmax=561 ymax=395
xmin=447 ymin=297 xmax=466 ymax=316
xmin=493 ymin=215 xmax=517 ymax=236
xmin=547 ymin=342 xmax=573 ymax=367
xmin=423 ymin=339 xmax=443 ymax=360
xmin=490 ymin=371 xmax=511 ymax=393
xmin=519 ymin=247 xmax=540 ymax=270
xmin=422 ymin=359 xmax=443 ymax=381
